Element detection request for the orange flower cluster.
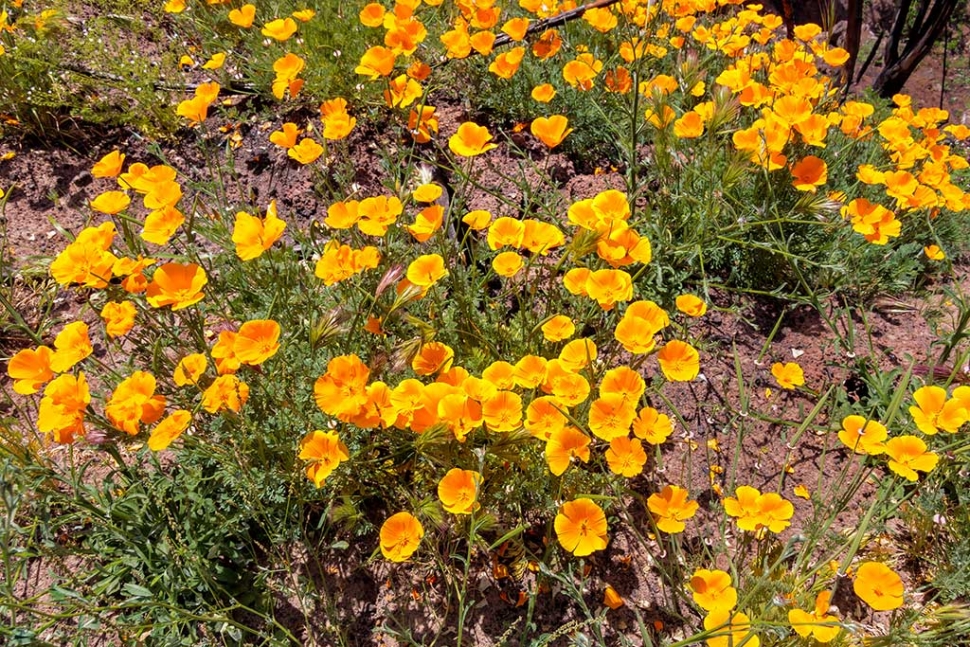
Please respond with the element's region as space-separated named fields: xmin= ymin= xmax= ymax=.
xmin=320 ymin=98 xmax=356 ymax=140
xmin=49 ymin=222 xmax=118 ymax=288
xmin=314 ymin=241 xmax=381 ymax=286
xmin=272 ymin=52 xmax=304 ymax=100
xmin=723 ymin=485 xmax=794 ymax=534
xmin=689 ymin=568 xmax=759 ymax=647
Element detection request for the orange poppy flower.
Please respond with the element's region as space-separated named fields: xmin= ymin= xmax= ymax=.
xmin=174 ymin=353 xmax=207 ymax=386
xmin=531 ymin=84 xmax=556 ymax=103
xmin=142 ymin=206 xmax=185 ymax=245
xmin=632 ymin=406 xmax=674 ymax=444
xmin=647 ymin=485 xmax=699 ymax=533
xmin=604 ymin=67 xmax=633 ymax=94
xmin=489 ymin=46 xmax=525 ymax=79
xmin=287 ymin=138 xmax=324 ymax=165
xmin=554 ymin=498 xmax=608 ymax=556
xmin=201 ymin=52 xmax=226 ymax=70
xmin=482 ymin=390 xmax=523 ymax=432
xmin=269 ymin=122 xmax=301 ymax=149
xmin=412 ymin=341 xmax=454 ymax=376
xmin=406 ymin=60 xmax=431 ymax=81
xmin=112 ymin=255 xmax=155 ymax=294
xmin=606 ymin=436 xmax=647 ymax=477
xmin=441 ymin=23 xmax=472 ymax=59
xmin=703 ymin=610 xmax=759 ymax=647
xmin=314 ymin=354 xmax=370 ymax=421
xmin=325 ymin=200 xmax=360 ymax=229
xmin=437 ymin=468 xmax=482 ymax=514
xmin=690 ymin=569 xmax=738 ymax=612
xmin=228 ymin=4 xmax=255 ymax=28
xmin=146 ymin=263 xmax=207 ymax=310
xmin=412 ymin=183 xmax=442 ymax=203
xmin=599 ymin=366 xmax=645 ymax=404
xmin=232 ymin=202 xmax=286 ymax=261
xmin=603 ymin=585 xmax=624 ymax=609
xmin=90 ymin=190 xmax=131 ymax=215
xmin=853 ymin=562 xmax=903 ymax=611
xmin=355 ymin=45 xmax=396 ymax=78
xmin=657 ymin=340 xmax=700 ymax=381
xmin=49 ymin=322 xmax=92 ymax=373
xmin=437 ymin=391 xmax=483 ymax=441
xmin=359 ymin=2 xmax=384 ymax=27
xmin=492 ymin=251 xmax=524 ymax=277
xmin=272 ymin=53 xmax=306 ymax=99
xmin=406 ymin=254 xmax=448 ymax=287
xmin=546 ymin=368 xmax=590 ymax=408
xmin=541 ymin=315 xmax=575 ymax=342
xmin=148 ymin=410 xmax=193 ymax=451
xmin=562 ymin=53 xmax=602 ymax=90
xmin=521 ymin=221 xmax=563 ymax=255
xmin=588 ymin=394 xmax=636 ymax=441
xmin=201 ymin=374 xmax=249 ymax=413
xmin=380 ymin=511 xmax=424 ymax=562
xmin=449 ymin=122 xmax=498 ymax=157
xmin=501 ymin=17 xmax=529 ymax=40
xmin=791 ymin=156 xmax=828 ymax=192
xmin=7 ymin=346 xmax=54 ymax=394
xmin=673 ymin=111 xmax=704 ymax=138
xmin=486 ymin=217 xmax=525 ymax=250
xmin=233 ymin=319 xmax=281 ymax=366
xmin=176 ymin=94 xmax=215 ymax=125
xmin=585 ymin=269 xmax=633 ymax=310
xmin=357 ymin=195 xmax=403 ymax=237
xmin=50 ymin=232 xmax=115 ymax=289
xmin=562 ymin=267 xmax=591 ymax=296
xmin=532 ymin=29 xmax=561 ymax=59
xmin=408 ymin=105 xmax=439 ymax=143
xmin=838 ymin=415 xmax=887 ymax=455
xmin=406 ymin=204 xmax=444 ymax=242
xmin=525 ymin=396 xmax=567 ymax=440
xmin=788 ymin=590 xmax=841 ymax=643
xmin=211 ymin=330 xmax=241 ymax=375
xmin=512 ymin=355 xmax=547 ymax=389
xmin=544 ymin=425 xmax=590 ymax=475
xmin=675 ymin=294 xmax=707 ymax=317
xmin=37 ymin=372 xmax=90 ymax=443
xmin=298 ymin=429 xmax=350 ymax=486
xmin=771 ymin=362 xmax=805 ymax=390
xmin=384 ymin=74 xmax=423 ymax=109
xmin=105 ymin=371 xmax=167 ymax=435
xmin=583 ymin=6 xmax=616 ymax=32
xmin=559 ymin=338 xmax=597 ymax=371
xmin=909 ymin=385 xmax=967 ymax=434
xmin=480 ymin=363 xmax=515 ymax=392
xmin=884 ymin=435 xmax=939 ymax=481
xmin=314 ymin=241 xmax=380 ymax=286
xmin=261 ymin=17 xmax=297 ymax=41
xmin=531 ymin=115 xmax=572 ymax=149
xmin=92 ymin=150 xmax=125 ymax=178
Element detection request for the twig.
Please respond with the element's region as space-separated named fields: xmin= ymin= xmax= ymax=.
xmin=854 ymin=31 xmax=883 ymax=84
xmin=59 ymin=62 xmax=256 ymax=95
xmin=940 ymin=25 xmax=949 ymax=109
